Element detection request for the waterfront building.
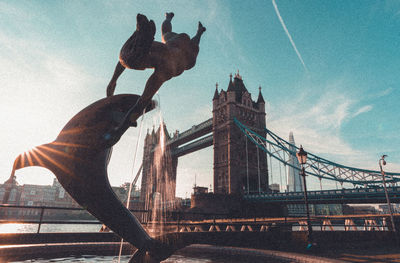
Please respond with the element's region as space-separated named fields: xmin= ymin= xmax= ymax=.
xmin=19 ymin=184 xmax=57 ymax=206
xmin=0 ymin=177 xmax=131 ymax=218
xmin=314 ymin=204 xmax=343 ymax=215
xmin=378 ymin=204 xmax=399 ymax=214
xmin=0 ymin=175 xmax=19 ymax=205
xmin=269 ymin=183 xmax=280 ymax=193
xmin=344 ymin=205 xmax=377 ymax=215
xmin=287 ymin=204 xmax=343 ymax=216
xmin=119 ymin=183 xmax=141 ymax=210
xmin=193 ymin=186 xmax=209 ymax=195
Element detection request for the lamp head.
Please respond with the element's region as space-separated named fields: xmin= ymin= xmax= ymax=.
xmin=381 ymin=155 xmax=387 ymax=166
xmin=296 ymin=145 xmax=308 ymax=165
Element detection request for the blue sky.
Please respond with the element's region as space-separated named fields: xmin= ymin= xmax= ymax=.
xmin=0 ymin=0 xmax=399 ymax=197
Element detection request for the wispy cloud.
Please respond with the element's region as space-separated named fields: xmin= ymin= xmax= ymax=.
xmin=366 ymin=87 xmax=393 ymax=100
xmin=353 ymin=105 xmax=373 ymax=117
xmin=272 ymin=0 xmax=308 ymax=72
xmin=377 ymin=87 xmax=393 ymax=97
xmin=268 ymin=86 xmax=361 ymax=158
xmin=267 ymin=79 xmax=400 ymax=179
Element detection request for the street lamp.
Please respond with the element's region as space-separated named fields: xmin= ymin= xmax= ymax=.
xmin=379 ymin=155 xmax=398 ymax=241
xmin=296 ymin=145 xmax=313 ymax=247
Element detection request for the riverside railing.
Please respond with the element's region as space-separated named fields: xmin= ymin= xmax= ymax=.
xmin=0 ymin=204 xmax=149 ymax=233
xmin=1 ymin=204 xmax=398 ymax=234
xmin=0 ymin=204 xmax=227 ymax=234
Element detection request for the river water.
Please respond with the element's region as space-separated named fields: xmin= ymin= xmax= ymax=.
xmin=11 ymin=253 xmax=290 ymax=263
xmin=0 ymin=222 xmax=374 ymax=234
xmin=10 ymin=248 xmax=292 ymax=263
xmin=11 ymin=255 xmax=237 ymax=263
xmin=11 ymin=253 xmax=292 ymax=263
xmin=0 ymin=223 xmax=103 ymax=233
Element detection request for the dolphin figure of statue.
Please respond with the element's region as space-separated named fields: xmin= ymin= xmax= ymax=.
xmin=10 ymin=94 xmax=174 ymax=262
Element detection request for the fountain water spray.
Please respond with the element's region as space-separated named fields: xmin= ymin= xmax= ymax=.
xmin=118 ymin=108 xmax=147 ymax=263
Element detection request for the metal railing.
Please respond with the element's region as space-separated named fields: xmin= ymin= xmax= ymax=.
xmin=0 ymin=204 xmax=228 ymax=234
xmin=1 ymin=204 xmax=398 ymax=234
xmin=0 ymin=204 xmax=148 ymax=233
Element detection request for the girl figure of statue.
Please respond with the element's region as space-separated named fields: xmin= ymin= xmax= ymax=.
xmin=106 ymin=13 xmax=206 ymax=125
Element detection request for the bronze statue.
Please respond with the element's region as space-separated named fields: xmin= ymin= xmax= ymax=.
xmin=106 ymin=12 xmax=206 ymax=125
xmin=10 ymin=12 xmax=206 ymax=263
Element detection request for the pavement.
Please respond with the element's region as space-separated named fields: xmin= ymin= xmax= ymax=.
xmin=178 ymin=244 xmax=400 ymax=263
xmin=317 ymin=247 xmax=400 ymax=262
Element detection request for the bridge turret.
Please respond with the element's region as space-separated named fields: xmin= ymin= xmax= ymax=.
xmin=227 ymin=73 xmax=236 ymax=103
xmin=213 ymin=72 xmax=268 ymax=195
xmin=213 ymin=83 xmax=219 ymax=100
xmin=257 ymin=86 xmax=265 ymax=109
xmin=256 ymin=86 xmax=266 ymax=130
xmin=213 ymin=83 xmax=219 ymax=110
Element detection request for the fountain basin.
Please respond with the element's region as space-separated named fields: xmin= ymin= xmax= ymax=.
xmin=1 ymin=243 xmax=342 ymax=263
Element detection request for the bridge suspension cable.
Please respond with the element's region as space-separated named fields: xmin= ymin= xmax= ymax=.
xmin=233 ymin=118 xmax=400 ymax=186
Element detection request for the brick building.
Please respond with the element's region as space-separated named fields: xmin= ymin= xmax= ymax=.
xmin=0 ymin=177 xmax=132 ymax=218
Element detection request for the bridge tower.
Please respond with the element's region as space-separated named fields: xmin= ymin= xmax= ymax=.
xmin=140 ymin=124 xmax=177 ymax=210
xmin=212 ymin=72 xmax=268 ymax=194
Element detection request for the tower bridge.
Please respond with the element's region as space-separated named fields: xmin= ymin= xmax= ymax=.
xmin=139 ymin=72 xmax=400 ymax=211
xmin=140 ymin=72 xmax=269 ymax=205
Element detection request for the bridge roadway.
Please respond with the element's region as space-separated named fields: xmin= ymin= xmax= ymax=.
xmin=171 ymin=134 xmax=213 ymax=157
xmin=168 ymin=118 xmax=212 ymax=147
xmin=245 ymin=186 xmax=400 ymax=204
xmin=166 ymin=118 xmax=213 ymax=157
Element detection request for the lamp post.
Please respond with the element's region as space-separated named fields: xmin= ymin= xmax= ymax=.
xmin=296 ymin=145 xmax=313 ymax=246
xmin=379 ymin=155 xmax=398 ymax=241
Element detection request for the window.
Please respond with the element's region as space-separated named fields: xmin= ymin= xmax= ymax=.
xmin=59 ymin=188 xmax=65 ymax=198
xmin=27 ymin=201 xmax=33 ymax=206
xmin=9 ymin=189 xmax=17 ymax=202
xmin=30 ymin=190 xmax=36 ymax=195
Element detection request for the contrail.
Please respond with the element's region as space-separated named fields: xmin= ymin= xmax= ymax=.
xmin=272 ymin=0 xmax=308 ymax=72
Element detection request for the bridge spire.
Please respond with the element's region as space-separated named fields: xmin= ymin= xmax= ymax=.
xmin=227 ymin=73 xmax=234 ymax=91
xmin=235 ymin=69 xmax=242 ymax=80
xmin=213 ymin=83 xmax=219 ymax=100
xmin=257 ymin=86 xmax=265 ymax=104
